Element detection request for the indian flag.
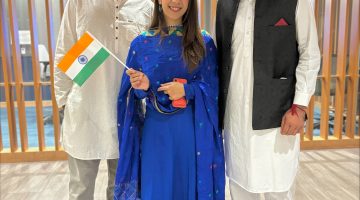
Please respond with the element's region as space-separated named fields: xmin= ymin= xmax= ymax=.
xmin=57 ymin=32 xmax=111 ymax=86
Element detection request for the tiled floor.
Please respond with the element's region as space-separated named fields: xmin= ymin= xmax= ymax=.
xmin=0 ymin=148 xmax=359 ymax=200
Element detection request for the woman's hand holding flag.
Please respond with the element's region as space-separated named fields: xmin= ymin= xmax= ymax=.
xmin=126 ymin=68 xmax=150 ymax=91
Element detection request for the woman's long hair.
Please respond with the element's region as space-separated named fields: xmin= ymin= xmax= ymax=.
xmin=150 ymin=0 xmax=205 ymax=71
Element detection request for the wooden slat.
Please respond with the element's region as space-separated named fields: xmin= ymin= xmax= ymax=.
xmin=0 ymin=150 xmax=67 ymax=163
xmin=28 ymin=0 xmax=45 ymax=151
xmin=317 ymin=74 xmax=351 ymax=79
xmin=314 ymin=0 xmax=319 ymax=35
xmin=45 ymin=0 xmax=61 ymax=151
xmin=0 ymin=0 xmax=17 ymax=153
xmin=211 ymin=0 xmax=217 ymax=32
xmin=332 ymin=0 xmax=340 ymax=55
xmin=315 ymin=0 xmax=324 ymax=53
xmin=314 ymin=0 xmax=319 ymax=23
xmin=319 ymin=0 xmax=335 ymax=140
xmin=200 ymin=0 xmax=205 ymax=29
xmin=345 ymin=0 xmax=359 ymax=139
xmin=306 ymin=96 xmax=315 ymax=141
xmin=0 ymin=101 xmax=54 ymax=108
xmin=333 ymin=0 xmax=351 ymax=139
xmin=0 ymin=81 xmax=52 ymax=87
xmin=59 ymin=0 xmax=65 ymax=19
xmin=301 ymin=137 xmax=360 ymax=150
xmin=7 ymin=0 xmax=28 ymax=152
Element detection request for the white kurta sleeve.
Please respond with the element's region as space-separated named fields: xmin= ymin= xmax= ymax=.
xmin=54 ymin=0 xmax=77 ymax=108
xmin=294 ymin=0 xmax=321 ymax=106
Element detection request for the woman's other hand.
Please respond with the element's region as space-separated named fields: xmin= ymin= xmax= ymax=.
xmin=158 ymin=82 xmax=185 ymax=100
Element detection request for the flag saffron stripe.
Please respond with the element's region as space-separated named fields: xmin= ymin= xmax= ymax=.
xmin=58 ymin=32 xmax=94 ymax=72
xmin=65 ymin=40 xmax=102 ymax=79
xmin=73 ymin=48 xmax=110 ymax=86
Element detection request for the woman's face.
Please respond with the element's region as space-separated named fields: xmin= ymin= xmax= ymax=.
xmin=159 ymin=0 xmax=189 ymax=26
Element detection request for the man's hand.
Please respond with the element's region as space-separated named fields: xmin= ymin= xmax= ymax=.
xmin=126 ymin=68 xmax=150 ymax=91
xmin=157 ymin=82 xmax=185 ymax=100
xmin=280 ymin=106 xmax=307 ymax=135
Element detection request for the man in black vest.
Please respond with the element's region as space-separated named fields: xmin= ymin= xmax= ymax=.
xmin=216 ymin=0 xmax=320 ymax=199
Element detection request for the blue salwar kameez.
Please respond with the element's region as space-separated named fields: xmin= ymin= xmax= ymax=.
xmin=114 ymin=28 xmax=225 ymax=200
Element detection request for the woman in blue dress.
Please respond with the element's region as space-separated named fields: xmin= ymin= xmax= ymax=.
xmin=114 ymin=0 xmax=225 ymax=199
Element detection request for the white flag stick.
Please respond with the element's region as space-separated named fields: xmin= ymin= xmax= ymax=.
xmin=86 ymin=31 xmax=130 ymax=70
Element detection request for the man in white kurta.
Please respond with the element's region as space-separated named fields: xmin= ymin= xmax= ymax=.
xmin=224 ymin=0 xmax=320 ymax=199
xmin=54 ymin=1 xmax=153 ymax=199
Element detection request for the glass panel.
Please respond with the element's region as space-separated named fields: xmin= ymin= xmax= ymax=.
xmin=0 ymin=105 xmax=10 ymax=149
xmin=313 ymin=79 xmax=322 ymax=136
xmin=42 ymin=86 xmax=54 ymax=147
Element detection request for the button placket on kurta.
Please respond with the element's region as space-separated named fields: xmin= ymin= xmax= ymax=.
xmin=114 ymin=0 xmax=120 ymax=54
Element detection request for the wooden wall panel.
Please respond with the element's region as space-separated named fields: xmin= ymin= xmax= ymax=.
xmin=319 ymin=0 xmax=335 ymax=140
xmin=45 ymin=0 xmax=61 ymax=150
xmin=7 ymin=0 xmax=28 ymax=152
xmin=345 ymin=0 xmax=359 ymax=139
xmin=0 ymin=0 xmax=17 ymax=153
xmin=333 ymin=0 xmax=351 ymax=139
xmin=28 ymin=0 xmax=45 ymax=151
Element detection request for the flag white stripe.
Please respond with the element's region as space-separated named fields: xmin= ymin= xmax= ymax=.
xmin=65 ymin=40 xmax=103 ymax=79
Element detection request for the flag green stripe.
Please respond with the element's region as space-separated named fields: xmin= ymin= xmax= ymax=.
xmin=73 ymin=48 xmax=110 ymax=86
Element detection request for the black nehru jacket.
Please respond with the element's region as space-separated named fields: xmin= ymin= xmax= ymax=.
xmin=216 ymin=0 xmax=299 ymax=130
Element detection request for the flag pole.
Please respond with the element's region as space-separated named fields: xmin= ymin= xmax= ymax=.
xmin=86 ymin=31 xmax=130 ymax=70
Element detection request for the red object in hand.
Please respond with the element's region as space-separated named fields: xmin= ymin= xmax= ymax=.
xmin=275 ymin=18 xmax=289 ymax=26
xmin=172 ymin=78 xmax=187 ymax=108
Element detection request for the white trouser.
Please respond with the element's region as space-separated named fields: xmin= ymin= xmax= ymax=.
xmin=229 ymin=180 xmax=296 ymax=200
xmin=68 ymin=155 xmax=118 ymax=200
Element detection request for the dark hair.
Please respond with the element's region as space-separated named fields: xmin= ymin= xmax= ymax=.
xmin=150 ymin=0 xmax=205 ymax=71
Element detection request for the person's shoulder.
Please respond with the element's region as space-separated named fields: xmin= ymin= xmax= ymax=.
xmin=132 ymin=0 xmax=154 ymax=12
xmin=65 ymin=0 xmax=77 ymax=7
xmin=130 ymin=29 xmax=158 ymax=48
xmin=143 ymin=0 xmax=154 ymax=6
xmin=129 ymin=35 xmax=144 ymax=50
xmin=135 ymin=0 xmax=153 ymax=6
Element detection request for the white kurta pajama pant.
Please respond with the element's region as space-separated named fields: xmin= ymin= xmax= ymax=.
xmin=223 ymin=0 xmax=320 ymax=199
xmin=54 ymin=0 xmax=153 ymax=199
